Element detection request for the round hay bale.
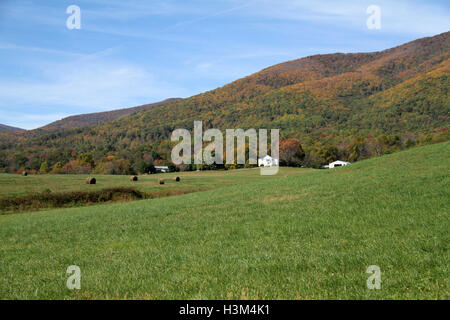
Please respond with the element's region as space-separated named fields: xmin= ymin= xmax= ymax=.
xmin=173 ymin=176 xmax=180 ymax=182
xmin=158 ymin=179 xmax=165 ymax=185
xmin=22 ymin=171 xmax=28 ymax=176
xmin=130 ymin=176 xmax=138 ymax=182
xmin=86 ymin=177 xmax=96 ymax=185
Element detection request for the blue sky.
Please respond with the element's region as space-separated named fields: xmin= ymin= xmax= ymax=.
xmin=0 ymin=0 xmax=449 ymax=129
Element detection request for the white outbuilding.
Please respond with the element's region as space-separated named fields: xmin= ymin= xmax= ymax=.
xmin=154 ymin=166 xmax=170 ymax=173
xmin=258 ymin=155 xmax=279 ymax=167
xmin=327 ymin=160 xmax=351 ymax=169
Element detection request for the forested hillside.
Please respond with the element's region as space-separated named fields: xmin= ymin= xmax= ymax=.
xmin=0 ymin=124 xmax=24 ymax=133
xmin=0 ymin=32 xmax=448 ymax=174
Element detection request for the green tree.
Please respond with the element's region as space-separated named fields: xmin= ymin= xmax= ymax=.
xmin=52 ymin=162 xmax=65 ymax=174
xmin=317 ymin=145 xmax=339 ymax=164
xmin=78 ymin=153 xmax=94 ymax=168
xmin=39 ymin=161 xmax=50 ymax=174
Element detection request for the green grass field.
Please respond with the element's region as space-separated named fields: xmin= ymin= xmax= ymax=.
xmin=0 ymin=167 xmax=309 ymax=198
xmin=0 ymin=167 xmax=311 ymax=213
xmin=0 ymin=142 xmax=448 ymax=299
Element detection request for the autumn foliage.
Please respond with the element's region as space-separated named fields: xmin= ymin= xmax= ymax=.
xmin=279 ymin=138 xmax=305 ymax=166
xmin=0 ymin=32 xmax=448 ymax=173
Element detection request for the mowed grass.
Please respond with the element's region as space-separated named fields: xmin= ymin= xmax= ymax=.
xmin=0 ymin=142 xmax=448 ymax=299
xmin=0 ymin=167 xmax=308 ymax=198
xmin=0 ymin=167 xmax=310 ymax=213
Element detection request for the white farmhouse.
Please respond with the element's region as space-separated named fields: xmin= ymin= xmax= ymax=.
xmin=258 ymin=155 xmax=279 ymax=167
xmin=326 ymin=160 xmax=351 ymax=169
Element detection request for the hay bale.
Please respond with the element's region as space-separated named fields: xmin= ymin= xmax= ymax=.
xmin=86 ymin=177 xmax=96 ymax=185
xmin=22 ymin=171 xmax=28 ymax=176
xmin=130 ymin=176 xmax=138 ymax=182
xmin=158 ymin=179 xmax=165 ymax=185
xmin=173 ymin=176 xmax=180 ymax=182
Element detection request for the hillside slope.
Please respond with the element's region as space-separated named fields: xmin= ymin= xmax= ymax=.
xmin=1 ymin=32 xmax=449 ymax=172
xmin=0 ymin=141 xmax=448 ymax=299
xmin=38 ymin=98 xmax=181 ymax=132
xmin=0 ymin=124 xmax=24 ymax=132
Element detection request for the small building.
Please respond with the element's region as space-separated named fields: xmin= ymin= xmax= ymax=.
xmin=258 ymin=155 xmax=279 ymax=167
xmin=154 ymin=166 xmax=170 ymax=173
xmin=325 ymin=160 xmax=351 ymax=169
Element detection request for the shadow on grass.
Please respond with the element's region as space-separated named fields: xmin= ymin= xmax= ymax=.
xmin=0 ymin=188 xmax=195 ymax=214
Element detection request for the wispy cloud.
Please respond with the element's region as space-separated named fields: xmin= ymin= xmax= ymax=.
xmin=186 ymin=48 xmax=295 ymax=80
xmin=165 ymin=1 xmax=256 ymax=30
xmin=83 ymin=25 xmax=205 ymax=45
xmin=0 ymin=43 xmax=87 ymax=58
xmin=0 ymin=51 xmax=189 ymax=129
xmin=0 ymin=59 xmax=186 ymax=110
xmin=241 ymin=0 xmax=450 ymax=36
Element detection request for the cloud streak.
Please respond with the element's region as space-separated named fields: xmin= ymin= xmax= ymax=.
xmin=0 ymin=52 xmax=189 ymax=129
xmin=241 ymin=0 xmax=450 ymax=36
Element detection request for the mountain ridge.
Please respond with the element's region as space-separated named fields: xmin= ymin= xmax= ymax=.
xmin=0 ymin=124 xmax=25 ymax=132
xmin=37 ymin=98 xmax=182 ymax=132
xmin=0 ymin=31 xmax=448 ymax=173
